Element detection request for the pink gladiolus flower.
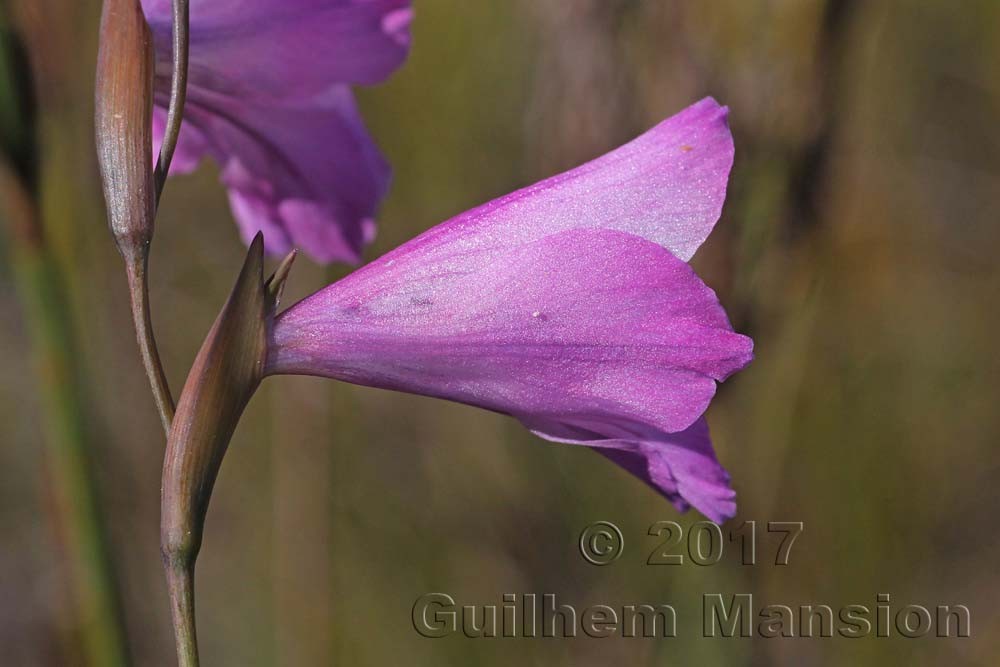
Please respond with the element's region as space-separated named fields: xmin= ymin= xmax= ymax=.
xmin=141 ymin=0 xmax=414 ymax=263
xmin=262 ymin=98 xmax=753 ymax=521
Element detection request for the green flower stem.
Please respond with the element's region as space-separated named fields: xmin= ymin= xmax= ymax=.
xmin=164 ymin=559 xmax=200 ymax=667
xmin=154 ymin=0 xmax=189 ymax=201
xmin=124 ymin=252 xmax=175 ymax=434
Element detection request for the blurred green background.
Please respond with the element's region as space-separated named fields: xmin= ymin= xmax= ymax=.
xmin=2 ymin=0 xmax=999 ymax=665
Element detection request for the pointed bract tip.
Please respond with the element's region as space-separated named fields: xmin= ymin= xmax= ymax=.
xmin=694 ymin=96 xmax=729 ymax=121
xmin=266 ymin=248 xmax=298 ymax=308
xmin=230 ymin=232 xmax=266 ymax=299
xmin=249 ymin=231 xmax=265 ymax=255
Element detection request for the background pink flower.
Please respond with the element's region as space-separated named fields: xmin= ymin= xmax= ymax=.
xmin=141 ymin=0 xmax=414 ymax=262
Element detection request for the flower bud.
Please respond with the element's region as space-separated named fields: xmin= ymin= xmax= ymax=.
xmin=94 ymin=0 xmax=155 ymax=262
xmin=162 ymin=233 xmax=294 ymax=563
xmin=159 ymin=233 xmax=294 ymax=663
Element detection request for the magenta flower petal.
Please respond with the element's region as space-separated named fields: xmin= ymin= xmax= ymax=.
xmin=267 ymin=227 xmax=752 ymax=515
xmin=171 ymin=87 xmax=389 ymax=261
xmin=142 ymin=0 xmax=412 ymax=98
xmin=152 ymin=106 xmax=208 ymax=176
xmin=258 ymin=99 xmax=749 ymax=518
xmin=527 ymin=417 xmax=736 ymax=522
xmin=377 ymin=97 xmax=734 ymax=265
xmin=140 ymin=0 xmax=412 ymax=262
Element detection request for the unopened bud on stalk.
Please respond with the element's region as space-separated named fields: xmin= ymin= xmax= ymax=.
xmin=160 ymin=233 xmax=294 ymax=666
xmin=94 ymin=0 xmax=155 ymax=262
xmin=95 ymin=0 xmax=177 ymax=433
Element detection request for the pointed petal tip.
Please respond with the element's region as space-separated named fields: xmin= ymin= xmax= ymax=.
xmin=382 ymin=7 xmax=415 ymax=47
xmin=659 ymin=97 xmax=730 ymax=136
xmin=696 ymin=98 xmax=731 ymax=131
xmin=695 ymin=95 xmax=729 ymax=115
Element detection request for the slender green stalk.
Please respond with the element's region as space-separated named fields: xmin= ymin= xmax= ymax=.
xmin=164 ymin=559 xmax=200 ymax=667
xmin=124 ymin=252 xmax=175 ymax=433
xmin=120 ymin=0 xmax=192 ymax=435
xmin=0 ymin=161 xmax=131 ymax=667
xmin=149 ymin=5 xmax=205 ymax=665
xmin=94 ymin=0 xmax=178 ymax=434
xmin=154 ymin=0 xmax=189 ymax=202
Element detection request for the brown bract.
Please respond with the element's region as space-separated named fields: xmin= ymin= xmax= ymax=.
xmin=160 ymin=234 xmax=293 ymax=666
xmin=161 ymin=234 xmax=293 ymax=563
xmin=94 ymin=0 xmax=154 ymax=262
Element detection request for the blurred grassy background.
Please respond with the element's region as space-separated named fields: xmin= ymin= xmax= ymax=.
xmin=2 ymin=0 xmax=999 ymax=665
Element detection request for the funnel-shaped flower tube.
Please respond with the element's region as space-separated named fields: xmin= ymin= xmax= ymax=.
xmin=265 ymin=98 xmax=753 ymax=521
xmin=140 ymin=0 xmax=414 ymax=263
